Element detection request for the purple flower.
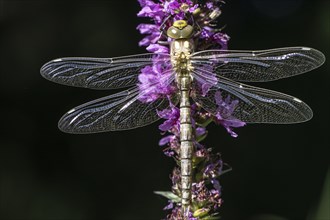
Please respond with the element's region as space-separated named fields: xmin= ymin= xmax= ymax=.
xmin=159 ymin=135 xmax=175 ymax=146
xmin=195 ymin=147 xmax=209 ymax=158
xmin=214 ymin=91 xmax=246 ymax=137
xmin=213 ymin=32 xmax=230 ymax=50
xmin=196 ymin=127 xmax=206 ymax=137
xmin=146 ymin=43 xmax=169 ymax=53
xmin=211 ymin=179 xmax=221 ymax=192
xmin=200 ymin=26 xmax=214 ymax=39
xmin=201 ymin=80 xmax=217 ymax=96
xmin=191 ymin=181 xmax=222 ymax=211
xmin=188 ymin=3 xmax=199 ymax=13
xmin=136 ymin=24 xmax=160 ymax=47
xmin=162 ymin=0 xmax=199 ymax=20
xmin=171 ymin=167 xmax=181 ymax=186
xmin=163 ymin=0 xmax=181 ymax=15
xmin=203 ymin=156 xmax=223 ymax=179
xmin=166 ymin=206 xmax=197 ymax=220
xmin=160 ymin=134 xmax=180 ymax=157
xmin=164 ymin=201 xmax=174 ymax=210
xmin=137 ymin=0 xmax=152 ymax=6
xmin=137 ymin=0 xmax=165 ymax=24
xmin=157 ymin=104 xmax=180 ymax=131
xmin=199 ymin=27 xmax=229 ymax=50
xmin=138 ymin=63 xmax=176 ymax=103
xmin=193 ymin=65 xmax=218 ymax=96
xmin=206 ymin=2 xmax=214 ymax=9
xmin=136 ymin=23 xmax=158 ymax=35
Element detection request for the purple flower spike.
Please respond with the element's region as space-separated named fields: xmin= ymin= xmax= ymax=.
xmin=137 ymin=0 xmax=238 ymax=219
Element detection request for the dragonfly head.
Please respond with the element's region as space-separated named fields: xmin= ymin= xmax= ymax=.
xmin=167 ymin=20 xmax=193 ymax=39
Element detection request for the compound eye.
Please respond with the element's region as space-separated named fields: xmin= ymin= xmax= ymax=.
xmin=180 ymin=25 xmax=193 ymax=38
xmin=167 ymin=26 xmax=180 ymax=39
xmin=167 ymin=24 xmax=193 ymax=39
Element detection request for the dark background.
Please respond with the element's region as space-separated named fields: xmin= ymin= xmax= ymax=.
xmin=0 ymin=0 xmax=329 ymax=220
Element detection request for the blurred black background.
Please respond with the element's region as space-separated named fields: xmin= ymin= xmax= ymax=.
xmin=0 ymin=0 xmax=329 ymax=220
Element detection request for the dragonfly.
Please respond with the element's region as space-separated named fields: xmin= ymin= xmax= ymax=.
xmin=40 ymin=20 xmax=325 ymax=215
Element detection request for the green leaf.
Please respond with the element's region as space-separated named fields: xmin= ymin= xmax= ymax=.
xmin=220 ymin=167 xmax=232 ymax=176
xmin=196 ymin=132 xmax=208 ymax=142
xmin=201 ymin=213 xmax=221 ymax=220
xmin=154 ymin=191 xmax=181 ymax=203
xmin=193 ymin=208 xmax=210 ymax=218
xmin=202 ymin=216 xmax=221 ymax=220
xmin=197 ymin=118 xmax=213 ymax=128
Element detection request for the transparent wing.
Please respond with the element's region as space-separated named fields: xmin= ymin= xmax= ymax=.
xmin=58 ymin=71 xmax=177 ymax=133
xmin=191 ymin=68 xmax=313 ymax=124
xmin=191 ymin=47 xmax=325 ymax=82
xmin=40 ymin=53 xmax=171 ymax=89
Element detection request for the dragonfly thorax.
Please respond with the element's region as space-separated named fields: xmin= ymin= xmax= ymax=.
xmin=170 ymin=39 xmax=194 ymax=88
xmin=170 ymin=39 xmax=194 ymax=79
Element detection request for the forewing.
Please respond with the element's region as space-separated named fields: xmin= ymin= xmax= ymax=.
xmin=192 ymin=69 xmax=313 ymax=124
xmin=40 ymin=53 xmax=170 ymax=89
xmin=58 ymin=73 xmax=177 ymax=133
xmin=191 ymin=47 xmax=325 ymax=82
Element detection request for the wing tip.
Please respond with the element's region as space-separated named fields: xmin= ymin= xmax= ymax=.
xmin=298 ymin=46 xmax=326 ymax=67
xmin=57 ymin=113 xmax=75 ymax=134
xmin=40 ymin=58 xmax=61 ymax=79
xmin=300 ymin=102 xmax=313 ymax=123
xmin=57 ymin=109 xmax=107 ymax=134
xmin=40 ymin=62 xmax=50 ymax=79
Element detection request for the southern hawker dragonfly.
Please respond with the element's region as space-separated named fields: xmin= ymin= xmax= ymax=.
xmin=40 ymin=20 xmax=325 ymax=213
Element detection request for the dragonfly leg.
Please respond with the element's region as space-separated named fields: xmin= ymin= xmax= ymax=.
xmin=157 ymin=40 xmax=170 ymax=46
xmin=157 ymin=14 xmax=172 ymax=42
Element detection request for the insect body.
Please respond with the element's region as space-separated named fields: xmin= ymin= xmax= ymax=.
xmin=40 ymin=20 xmax=325 ymax=217
xmin=169 ymin=20 xmax=195 ymax=213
